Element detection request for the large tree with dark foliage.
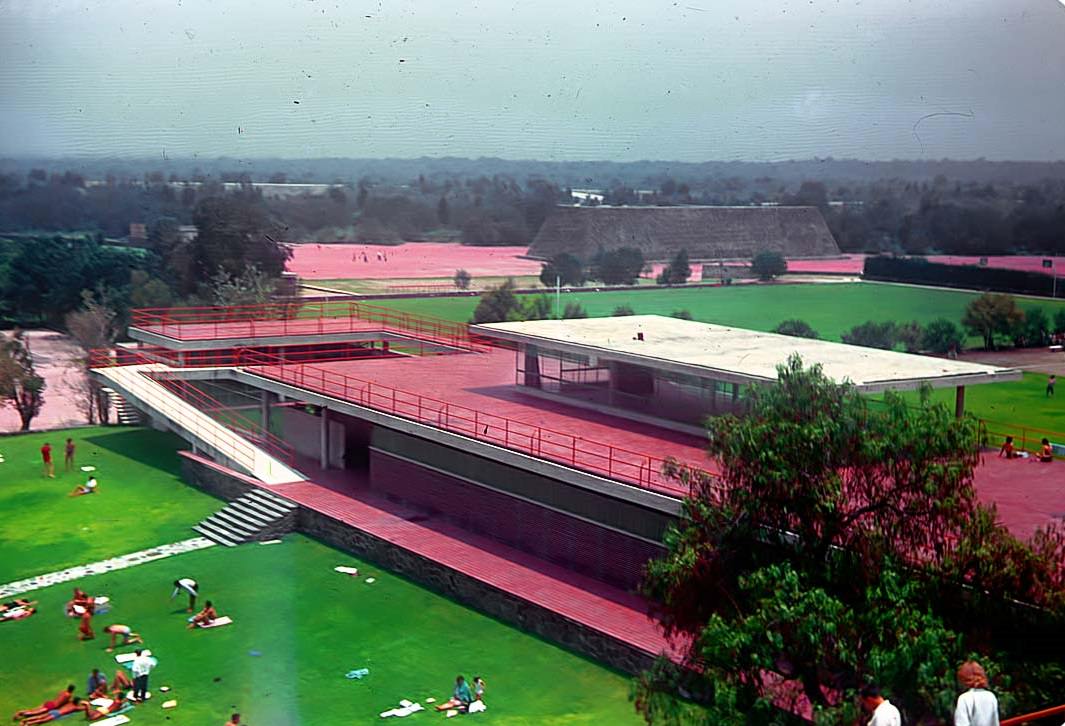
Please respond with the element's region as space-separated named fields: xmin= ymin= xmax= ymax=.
xmin=174 ymin=195 xmax=290 ymax=297
xmin=656 ymin=249 xmax=691 ymax=285
xmin=589 ymin=247 xmax=645 ymax=285
xmin=635 ymin=356 xmax=1065 ymax=724
xmin=539 ymin=253 xmax=585 ymax=287
xmin=961 ymin=293 xmax=1024 ymax=350
xmin=0 ymin=330 xmax=45 ymax=431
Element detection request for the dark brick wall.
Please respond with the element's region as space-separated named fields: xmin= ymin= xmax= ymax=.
xmin=179 ymin=451 xmax=257 ymax=500
xmin=297 ymin=506 xmax=657 ymax=675
xmin=369 ymin=450 xmax=664 ymax=590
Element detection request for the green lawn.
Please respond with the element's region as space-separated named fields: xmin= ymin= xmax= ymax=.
xmin=0 ymin=535 xmax=653 ymax=725
xmin=890 ymin=371 xmax=1065 ymax=443
xmin=381 ymin=281 xmax=1065 ymax=345
xmin=0 ymin=427 xmax=220 ymax=583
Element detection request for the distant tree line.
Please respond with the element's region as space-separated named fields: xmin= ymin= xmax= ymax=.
xmin=864 ymin=255 xmax=1064 ymax=298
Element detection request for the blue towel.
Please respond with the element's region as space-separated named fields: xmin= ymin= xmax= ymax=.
xmin=345 ymin=668 xmax=369 ymax=680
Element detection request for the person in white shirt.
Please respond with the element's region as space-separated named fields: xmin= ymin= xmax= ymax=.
xmin=130 ymin=649 xmax=155 ymax=702
xmin=860 ymin=684 xmax=902 ymax=726
xmin=954 ymin=660 xmax=999 ymax=726
xmin=171 ymin=578 xmax=199 ymax=612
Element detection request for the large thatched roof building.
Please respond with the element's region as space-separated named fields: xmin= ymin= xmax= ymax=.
xmin=527 ymin=205 xmax=840 ymax=261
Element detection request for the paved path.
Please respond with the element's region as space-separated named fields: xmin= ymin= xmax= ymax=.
xmin=0 ymin=537 xmax=215 ymax=598
xmin=0 ymin=330 xmax=87 ymax=433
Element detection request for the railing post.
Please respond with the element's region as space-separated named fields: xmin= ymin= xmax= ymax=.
xmin=474 ymin=410 xmax=479 ymax=437
xmin=505 ymin=418 xmax=509 ymax=447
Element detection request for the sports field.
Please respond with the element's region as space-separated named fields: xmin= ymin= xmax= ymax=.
xmin=379 ymin=282 xmax=1065 ymax=344
xmin=0 ymin=428 xmax=219 ymax=583
xmin=0 ymin=428 xmax=666 ymax=725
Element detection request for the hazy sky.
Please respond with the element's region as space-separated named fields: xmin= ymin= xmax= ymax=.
xmin=1 ymin=0 xmax=1063 ymax=161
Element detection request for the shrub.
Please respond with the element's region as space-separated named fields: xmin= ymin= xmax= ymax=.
xmin=751 ymin=250 xmax=787 ymax=280
xmin=773 ymin=319 xmax=819 ymax=339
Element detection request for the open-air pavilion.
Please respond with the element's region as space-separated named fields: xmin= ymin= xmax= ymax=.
xmin=472 ymin=315 xmax=1022 ymax=430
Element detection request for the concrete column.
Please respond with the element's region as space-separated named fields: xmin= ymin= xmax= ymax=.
xmin=319 ymin=406 xmax=330 ymax=469
xmin=523 ymin=344 xmax=542 ymax=388
xmin=955 ymin=385 xmax=965 ymax=419
xmin=731 ymin=382 xmax=740 ymax=412
xmin=260 ymin=390 xmax=272 ymax=432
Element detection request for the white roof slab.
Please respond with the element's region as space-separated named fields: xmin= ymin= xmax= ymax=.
xmin=472 ymin=315 xmax=1021 ymax=393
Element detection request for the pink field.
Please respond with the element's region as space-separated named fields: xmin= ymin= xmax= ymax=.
xmin=286 ymin=243 xmax=540 ymax=280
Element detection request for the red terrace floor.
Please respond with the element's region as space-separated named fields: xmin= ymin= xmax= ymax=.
xmin=259 ymin=472 xmax=686 ymax=663
xmin=249 ymin=348 xmax=711 ymax=495
xmin=247 ymin=348 xmax=1065 ymax=538
xmin=286 ymin=242 xmax=541 ymax=280
xmin=136 ymin=317 xmax=390 ymax=342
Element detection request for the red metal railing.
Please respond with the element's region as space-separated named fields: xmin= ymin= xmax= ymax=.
xmin=235 ymin=348 xmax=714 ymax=494
xmin=116 ymin=342 xmax=449 ymax=369
xmin=982 ymin=418 xmax=1065 ymax=459
xmin=150 ymin=375 xmax=295 ymax=466
xmin=1001 ymin=703 xmax=1065 ymax=726
xmin=130 ymin=300 xmax=487 ymax=351
xmin=89 ymin=349 xmax=295 ymax=466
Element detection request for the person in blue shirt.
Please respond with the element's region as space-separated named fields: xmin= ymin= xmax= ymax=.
xmin=434 ymin=675 xmax=472 ymax=712
xmin=86 ymin=669 xmax=108 ymax=697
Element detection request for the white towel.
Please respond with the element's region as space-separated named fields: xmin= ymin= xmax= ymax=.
xmin=197 ymin=615 xmax=233 ymax=629
xmin=115 ymin=649 xmax=151 ymax=663
xmin=91 ymin=716 xmax=130 ymax=726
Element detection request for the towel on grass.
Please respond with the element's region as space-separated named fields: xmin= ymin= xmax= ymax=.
xmin=91 ymin=715 xmax=130 ymax=726
xmin=194 ymin=615 xmax=233 ymax=629
xmin=468 ymin=701 xmax=487 ymax=714
xmin=115 ymin=649 xmax=151 ymax=664
xmin=379 ymin=700 xmax=424 ymax=718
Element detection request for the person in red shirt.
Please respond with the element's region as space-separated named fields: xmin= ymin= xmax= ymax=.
xmin=40 ymin=443 xmax=54 ymax=478
xmin=1039 ymin=437 xmax=1054 ymax=463
xmin=998 ymin=436 xmax=1017 ymax=459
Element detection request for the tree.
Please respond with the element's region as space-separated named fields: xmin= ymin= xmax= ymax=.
xmin=613 ymin=305 xmax=636 ymax=316
xmin=437 ymin=196 xmax=450 ymax=226
xmin=540 ymin=253 xmax=585 ymax=287
xmin=894 ymin=320 xmax=924 ymax=353
xmin=841 ymin=320 xmax=898 ymax=350
xmin=590 ymin=247 xmax=644 ymax=285
xmin=0 ymin=331 xmax=45 ymax=431
xmin=750 ymin=250 xmax=787 ymax=281
xmin=656 ymin=249 xmax=691 ymax=285
xmin=962 ymin=293 xmax=1024 ymax=350
xmin=670 ymin=309 xmax=692 ymax=320
xmin=471 ymin=279 xmax=524 ymax=323
xmin=773 ymin=319 xmax=819 ymax=339
xmin=1054 ymin=308 xmax=1065 ymax=335
xmin=64 ymin=291 xmax=118 ymax=424
xmin=453 ymin=269 xmax=472 ymax=290
xmin=1014 ymin=306 xmax=1051 ymax=348
xmin=921 ymin=318 xmax=963 ymax=355
xmin=208 ymin=265 xmax=276 ymax=306
xmin=637 ymin=356 xmax=1065 ymax=723
xmin=522 ymin=295 xmax=553 ymax=320
xmin=561 ymin=302 xmax=587 ymax=319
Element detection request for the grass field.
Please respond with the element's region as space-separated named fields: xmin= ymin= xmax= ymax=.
xmin=0 ymin=537 xmax=652 ymax=725
xmin=379 ymin=281 xmax=1065 ymax=345
xmin=311 ymin=275 xmax=546 ymax=294
xmin=0 ymin=428 xmax=220 ymax=583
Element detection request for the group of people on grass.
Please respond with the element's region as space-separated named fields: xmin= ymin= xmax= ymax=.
xmin=39 ymin=437 xmax=100 ymax=495
xmin=1 ymin=598 xmax=37 ymax=622
xmin=861 ymin=660 xmax=1001 ymax=726
xmin=434 ymin=674 xmax=487 ymax=714
xmin=11 ymin=674 xmax=132 ymax=726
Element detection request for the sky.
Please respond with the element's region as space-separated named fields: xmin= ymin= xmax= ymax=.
xmin=1 ymin=0 xmax=1063 ymax=162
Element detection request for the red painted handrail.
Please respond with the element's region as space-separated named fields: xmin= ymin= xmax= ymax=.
xmin=1001 ymin=703 xmax=1065 ymax=726
xmin=234 ymin=348 xmax=716 ymax=495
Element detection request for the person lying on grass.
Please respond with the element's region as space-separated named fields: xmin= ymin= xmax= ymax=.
xmin=434 ymin=675 xmax=473 ymax=712
xmin=0 ymin=598 xmax=37 ymax=621
xmin=103 ymin=624 xmax=143 ymax=652
xmin=69 ymin=476 xmax=98 ymax=497
xmin=12 ymin=686 xmax=75 ymax=721
xmin=188 ymin=600 xmax=218 ymax=629
xmin=85 ymin=693 xmax=128 ymax=722
xmin=17 ymin=697 xmax=89 ymax=726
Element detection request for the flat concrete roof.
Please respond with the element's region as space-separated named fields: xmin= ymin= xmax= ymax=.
xmin=472 ymin=315 xmax=1022 ymax=393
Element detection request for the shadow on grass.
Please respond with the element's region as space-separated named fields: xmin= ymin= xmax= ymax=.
xmin=83 ymin=428 xmax=187 ymax=477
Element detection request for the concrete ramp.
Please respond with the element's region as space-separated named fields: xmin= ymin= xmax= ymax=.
xmin=94 ymin=363 xmax=303 ymax=485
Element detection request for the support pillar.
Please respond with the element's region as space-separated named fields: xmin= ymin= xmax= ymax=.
xmin=955 ymin=385 xmax=965 ymax=419
xmin=319 ymin=406 xmax=330 ymax=469
xmin=260 ymin=390 xmax=272 ymax=433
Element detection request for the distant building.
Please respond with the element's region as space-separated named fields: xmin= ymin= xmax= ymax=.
xmin=569 ymin=188 xmax=605 ymax=204
xmin=178 ymin=225 xmax=199 ymax=242
xmin=528 ymin=205 xmax=840 ymax=262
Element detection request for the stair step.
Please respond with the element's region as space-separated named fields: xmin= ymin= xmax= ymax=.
xmin=232 ymin=498 xmax=289 ymax=523
xmin=222 ymin=501 xmax=275 ymax=525
xmin=245 ymin=490 xmax=297 ymax=513
xmin=239 ymin=494 xmax=294 ymax=518
xmin=193 ymin=523 xmax=241 ymax=547
xmin=205 ymin=512 xmax=260 ymax=536
xmin=212 ymin=508 xmax=270 ymax=532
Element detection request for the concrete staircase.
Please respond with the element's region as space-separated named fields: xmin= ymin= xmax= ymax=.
xmin=194 ymin=489 xmax=298 ymax=547
xmin=101 ymin=386 xmax=143 ymax=425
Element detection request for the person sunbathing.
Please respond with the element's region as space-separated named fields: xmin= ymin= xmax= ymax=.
xmin=1039 ymin=437 xmax=1054 ymax=463
xmin=18 ymin=697 xmax=88 ymax=726
xmin=0 ymin=599 xmax=37 ymax=621
xmin=110 ymin=670 xmax=133 ymax=696
xmin=85 ymin=693 xmax=128 ymax=722
xmin=188 ymin=600 xmax=217 ymax=629
xmin=12 ymin=687 xmax=75 ymax=720
xmin=103 ymin=624 xmax=143 ymax=653
xmin=434 ymin=675 xmax=473 ymax=712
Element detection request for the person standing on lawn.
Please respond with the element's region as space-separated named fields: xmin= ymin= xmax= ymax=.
xmin=64 ymin=438 xmax=76 ymax=472
xmin=1047 ymin=374 xmax=1056 ymax=397
xmin=40 ymin=442 xmax=54 ymax=478
xmin=171 ymin=577 xmax=199 ymax=612
xmin=130 ymin=649 xmax=154 ymax=702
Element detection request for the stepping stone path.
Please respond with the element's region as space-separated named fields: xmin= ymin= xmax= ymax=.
xmin=0 ymin=537 xmax=216 ymax=598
